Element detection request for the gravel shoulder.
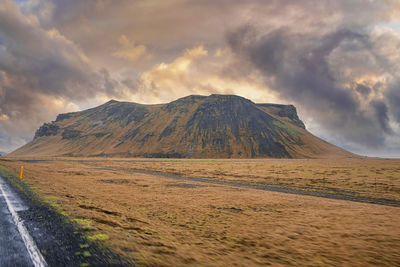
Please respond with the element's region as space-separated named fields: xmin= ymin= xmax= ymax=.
xmin=0 ymin=167 xmax=132 ymax=267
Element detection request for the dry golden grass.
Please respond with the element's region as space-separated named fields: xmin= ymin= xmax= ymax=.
xmin=1 ymin=157 xmax=399 ymax=266
xmin=84 ymin=157 xmax=400 ymax=201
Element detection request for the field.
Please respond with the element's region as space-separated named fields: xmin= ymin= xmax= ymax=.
xmin=0 ymin=157 xmax=399 ymax=266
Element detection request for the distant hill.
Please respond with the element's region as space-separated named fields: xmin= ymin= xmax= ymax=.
xmin=10 ymin=94 xmax=354 ymax=158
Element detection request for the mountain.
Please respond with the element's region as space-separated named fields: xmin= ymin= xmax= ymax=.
xmin=10 ymin=94 xmax=353 ymax=158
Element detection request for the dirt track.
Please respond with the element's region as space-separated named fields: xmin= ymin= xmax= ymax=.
xmin=95 ymin=167 xmax=400 ymax=207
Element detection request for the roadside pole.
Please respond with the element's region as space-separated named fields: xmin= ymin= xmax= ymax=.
xmin=20 ymin=166 xmax=23 ymax=179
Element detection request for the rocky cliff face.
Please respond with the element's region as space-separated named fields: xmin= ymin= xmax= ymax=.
xmin=256 ymin=103 xmax=306 ymax=129
xmin=11 ymin=94 xmax=353 ymax=158
xmin=181 ymin=95 xmax=292 ymax=157
xmin=34 ymin=123 xmax=60 ymax=138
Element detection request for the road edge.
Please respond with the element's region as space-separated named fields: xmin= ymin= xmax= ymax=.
xmin=0 ymin=164 xmax=133 ymax=266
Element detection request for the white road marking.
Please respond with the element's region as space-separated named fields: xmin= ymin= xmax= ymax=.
xmin=0 ymin=183 xmax=48 ymax=267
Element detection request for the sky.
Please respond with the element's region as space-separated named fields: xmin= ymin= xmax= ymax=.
xmin=0 ymin=0 xmax=400 ymax=157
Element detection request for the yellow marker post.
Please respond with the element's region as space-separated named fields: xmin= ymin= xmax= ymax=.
xmin=20 ymin=166 xmax=24 ymax=179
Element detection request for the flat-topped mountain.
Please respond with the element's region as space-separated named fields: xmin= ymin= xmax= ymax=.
xmin=10 ymin=95 xmax=353 ymax=158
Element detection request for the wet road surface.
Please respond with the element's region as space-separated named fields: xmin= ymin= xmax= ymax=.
xmin=0 ymin=175 xmax=47 ymax=267
xmin=0 ymin=171 xmax=132 ymax=266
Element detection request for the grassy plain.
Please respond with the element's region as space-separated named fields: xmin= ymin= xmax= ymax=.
xmin=0 ymin=157 xmax=399 ymax=266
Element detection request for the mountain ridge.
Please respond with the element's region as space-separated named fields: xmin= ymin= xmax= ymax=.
xmin=10 ymin=94 xmax=354 ymax=158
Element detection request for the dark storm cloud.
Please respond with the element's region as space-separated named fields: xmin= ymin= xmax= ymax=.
xmin=388 ymin=83 xmax=400 ymax=123
xmin=0 ymin=0 xmax=127 ymax=151
xmin=372 ymin=101 xmax=392 ymax=134
xmin=356 ymin=84 xmax=372 ymax=96
xmin=0 ymin=0 xmax=120 ymax=99
xmin=229 ymin=27 xmax=361 ymax=110
xmin=227 ymin=22 xmax=399 ymax=149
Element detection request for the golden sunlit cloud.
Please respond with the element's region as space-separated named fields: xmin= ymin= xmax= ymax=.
xmin=112 ymin=35 xmax=150 ymax=62
xmin=136 ymin=46 xmax=279 ymax=104
xmin=0 ymin=114 xmax=9 ymax=121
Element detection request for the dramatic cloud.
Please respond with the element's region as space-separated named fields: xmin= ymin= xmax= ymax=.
xmin=112 ymin=35 xmax=150 ymax=62
xmin=0 ymin=0 xmax=132 ymax=150
xmin=135 ymin=46 xmax=278 ymax=104
xmin=226 ymin=1 xmax=400 ymax=155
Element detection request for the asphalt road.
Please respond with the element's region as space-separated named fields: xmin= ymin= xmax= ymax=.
xmin=0 ymin=175 xmax=47 ymax=267
xmin=0 ymin=171 xmax=132 ymax=266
